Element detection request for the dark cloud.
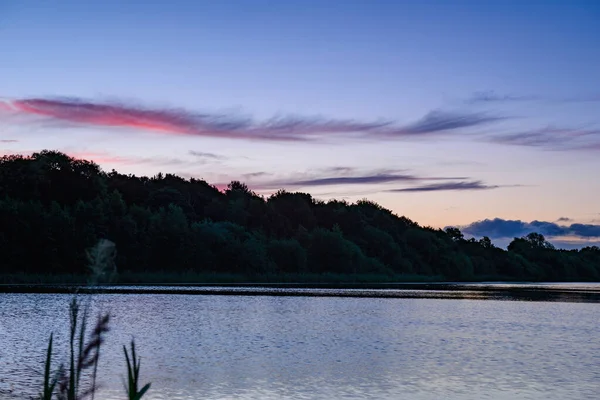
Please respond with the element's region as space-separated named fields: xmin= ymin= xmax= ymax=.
xmin=460 ymin=218 xmax=600 ymax=239
xmin=529 ymin=220 xmax=566 ymax=236
xmin=389 ymin=180 xmax=498 ymax=193
xmin=399 ymin=110 xmax=503 ymax=134
xmin=569 ymin=224 xmax=600 ymax=238
xmin=557 ymin=217 xmax=572 ymax=222
xmin=466 ymin=91 xmax=538 ymax=104
xmin=460 ymin=219 xmax=529 ymax=238
xmin=2 ymin=96 xmax=506 ymax=142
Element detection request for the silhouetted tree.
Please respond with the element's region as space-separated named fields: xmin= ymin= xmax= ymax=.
xmin=0 ymin=150 xmax=598 ymax=282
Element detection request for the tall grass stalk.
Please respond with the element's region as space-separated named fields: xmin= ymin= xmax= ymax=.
xmin=37 ymin=239 xmax=149 ymax=399
xmin=123 ymin=340 xmax=151 ymax=400
xmin=40 ymin=333 xmax=57 ymax=400
xmin=54 ymin=299 xmax=110 ymax=400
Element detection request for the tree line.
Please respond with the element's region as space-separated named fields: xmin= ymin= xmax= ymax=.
xmin=0 ymin=150 xmax=598 ymax=282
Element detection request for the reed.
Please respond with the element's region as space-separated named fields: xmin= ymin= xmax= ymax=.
xmin=123 ymin=341 xmax=151 ymax=400
xmin=36 ymin=239 xmax=150 ymax=399
xmin=40 ymin=333 xmax=57 ymax=400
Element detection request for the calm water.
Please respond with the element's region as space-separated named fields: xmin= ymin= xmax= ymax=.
xmin=1 ymin=285 xmax=599 ymax=399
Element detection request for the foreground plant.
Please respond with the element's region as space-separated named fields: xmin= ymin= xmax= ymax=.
xmin=37 ymin=240 xmax=151 ymax=399
xmin=123 ymin=340 xmax=151 ymax=400
xmin=40 ymin=334 xmax=58 ymax=400
xmin=42 ymin=298 xmax=110 ymax=400
xmin=39 ymin=302 xmax=153 ymax=400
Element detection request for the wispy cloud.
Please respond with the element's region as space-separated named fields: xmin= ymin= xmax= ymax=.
xmin=244 ymin=169 xmax=472 ymax=189
xmin=459 ymin=90 xmax=600 ymax=151
xmin=189 ymin=150 xmax=225 ymax=160
xmin=466 ymin=90 xmax=600 ymax=104
xmin=242 ymin=171 xmax=272 ymax=179
xmin=321 ymin=166 xmax=355 ymax=174
xmin=5 ymin=94 xmax=600 ymax=154
xmin=279 ymin=173 xmax=469 ymax=187
xmin=388 ymin=180 xmax=499 ymax=193
xmin=466 ymin=90 xmax=538 ymax=104
xmin=490 ymin=126 xmax=600 ymax=150
xmin=460 ymin=217 xmax=600 ymax=239
xmin=214 ymin=168 xmax=508 ymax=195
xmin=1 ymin=96 xmax=504 ymax=142
xmin=0 ymin=139 xmax=18 ymax=143
xmin=399 ymin=110 xmax=503 ymax=134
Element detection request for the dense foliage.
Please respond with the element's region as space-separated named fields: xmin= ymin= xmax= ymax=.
xmin=0 ymin=150 xmax=599 ymax=281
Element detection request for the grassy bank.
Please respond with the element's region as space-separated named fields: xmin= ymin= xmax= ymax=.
xmin=0 ymin=271 xmax=500 ymax=286
xmin=1 ymin=271 xmax=583 ymax=287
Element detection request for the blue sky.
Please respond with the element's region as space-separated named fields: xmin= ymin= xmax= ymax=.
xmin=1 ymin=0 xmax=599 ymax=247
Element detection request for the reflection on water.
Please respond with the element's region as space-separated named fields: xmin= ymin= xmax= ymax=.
xmin=1 ymin=286 xmax=599 ymax=399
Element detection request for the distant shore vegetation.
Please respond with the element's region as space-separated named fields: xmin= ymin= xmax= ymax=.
xmin=1 ymin=150 xmax=599 ymax=284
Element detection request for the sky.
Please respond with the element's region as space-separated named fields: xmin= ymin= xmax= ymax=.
xmin=1 ymin=0 xmax=599 ymax=248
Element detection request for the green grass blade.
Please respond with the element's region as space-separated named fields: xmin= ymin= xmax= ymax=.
xmin=123 ymin=340 xmax=151 ymax=400
xmin=40 ymin=333 xmax=56 ymax=400
xmin=136 ymin=383 xmax=151 ymax=400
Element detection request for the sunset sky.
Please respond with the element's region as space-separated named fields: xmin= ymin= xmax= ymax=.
xmin=1 ymin=0 xmax=599 ymax=248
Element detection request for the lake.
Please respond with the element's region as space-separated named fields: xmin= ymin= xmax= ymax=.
xmin=1 ymin=284 xmax=599 ymax=399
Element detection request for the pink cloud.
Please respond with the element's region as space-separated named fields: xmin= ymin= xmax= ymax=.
xmin=2 ymin=96 xmax=503 ymax=142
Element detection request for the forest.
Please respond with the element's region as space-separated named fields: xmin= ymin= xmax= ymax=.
xmin=0 ymin=150 xmax=599 ymax=283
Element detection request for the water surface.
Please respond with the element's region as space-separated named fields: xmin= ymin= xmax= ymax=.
xmin=1 ymin=285 xmax=599 ymax=399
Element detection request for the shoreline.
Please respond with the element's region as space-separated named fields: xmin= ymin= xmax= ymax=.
xmin=2 ymin=281 xmax=600 ymax=303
